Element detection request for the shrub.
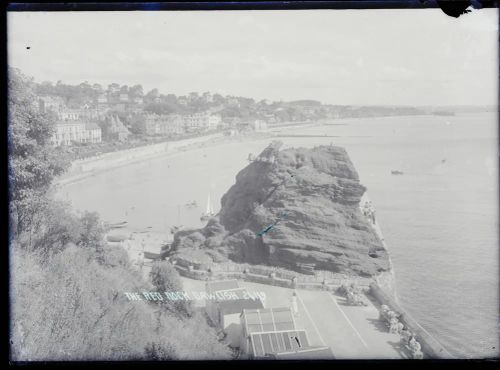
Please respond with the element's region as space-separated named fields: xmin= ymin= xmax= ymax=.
xmin=150 ymin=261 xmax=192 ymax=317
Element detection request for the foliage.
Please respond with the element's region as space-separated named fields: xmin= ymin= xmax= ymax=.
xmin=8 ymin=68 xmax=70 ymax=239
xmin=129 ymin=113 xmax=147 ymax=135
xmin=150 ymin=261 xmax=193 ymax=317
xmin=10 ymin=246 xmax=231 ymax=361
xmin=79 ymin=211 xmax=106 ymax=259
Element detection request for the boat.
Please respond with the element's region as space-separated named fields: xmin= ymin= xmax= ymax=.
xmin=200 ymin=193 xmax=216 ymax=222
xmin=391 ymin=170 xmax=404 ymax=175
xmin=185 ymin=200 xmax=198 ymax=208
xmin=248 ymin=153 xmax=255 ymax=162
xmin=104 ymin=221 xmax=128 ymax=229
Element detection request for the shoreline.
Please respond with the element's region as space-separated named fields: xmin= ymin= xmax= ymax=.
xmin=53 ymin=121 xmax=328 ymax=187
xmin=54 ymin=114 xmax=446 ymax=188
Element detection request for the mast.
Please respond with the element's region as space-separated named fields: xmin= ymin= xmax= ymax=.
xmin=206 ymin=193 xmax=211 ymax=214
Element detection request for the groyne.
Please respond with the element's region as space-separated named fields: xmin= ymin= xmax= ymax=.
xmin=369 ymin=283 xmax=454 ymax=359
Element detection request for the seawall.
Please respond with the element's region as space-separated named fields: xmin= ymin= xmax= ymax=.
xmin=369 ymin=283 xmax=454 ymax=359
xmin=55 ymin=133 xmax=224 ymax=186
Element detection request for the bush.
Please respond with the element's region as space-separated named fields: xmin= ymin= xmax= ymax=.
xmin=102 ymin=245 xmax=129 ymax=268
xmin=10 ymin=245 xmax=230 ymax=361
xmin=150 ymin=261 xmax=192 ymax=317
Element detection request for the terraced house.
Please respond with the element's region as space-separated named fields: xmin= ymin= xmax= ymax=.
xmin=144 ymin=113 xmax=184 ymax=136
xmin=183 ymin=112 xmax=221 ymax=133
xmin=50 ymin=120 xmax=102 ymax=146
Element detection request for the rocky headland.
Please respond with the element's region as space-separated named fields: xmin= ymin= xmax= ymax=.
xmin=170 ymin=141 xmax=390 ymax=278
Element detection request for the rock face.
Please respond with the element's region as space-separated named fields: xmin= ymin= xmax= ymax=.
xmin=171 ymin=141 xmax=390 ymax=277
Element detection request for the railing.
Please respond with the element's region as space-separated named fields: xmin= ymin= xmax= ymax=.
xmin=172 ymin=261 xmax=372 ymax=292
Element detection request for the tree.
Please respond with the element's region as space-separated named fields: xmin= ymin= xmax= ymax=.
xmin=129 ymin=84 xmax=144 ymax=98
xmin=129 ymin=114 xmax=147 ymax=135
xmin=8 ymin=68 xmax=70 ymax=240
xmin=144 ymin=88 xmax=159 ymax=104
xmin=79 ymin=211 xmax=105 ymax=257
xmin=150 ymin=261 xmax=192 ymax=316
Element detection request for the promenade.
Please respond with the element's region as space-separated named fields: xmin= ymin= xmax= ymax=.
xmin=181 ymin=277 xmax=408 ymax=359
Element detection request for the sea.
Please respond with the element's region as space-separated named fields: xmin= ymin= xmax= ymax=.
xmin=56 ymin=112 xmax=499 ymax=358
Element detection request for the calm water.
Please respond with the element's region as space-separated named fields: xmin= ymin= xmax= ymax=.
xmin=57 ymin=113 xmax=498 ymax=358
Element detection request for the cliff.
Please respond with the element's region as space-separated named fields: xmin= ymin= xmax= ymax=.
xmin=171 ymin=141 xmax=390 ymax=277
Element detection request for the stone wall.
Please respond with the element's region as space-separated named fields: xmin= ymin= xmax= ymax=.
xmin=173 ymin=263 xmax=372 ymax=293
xmin=369 ymin=283 xmax=453 ymax=359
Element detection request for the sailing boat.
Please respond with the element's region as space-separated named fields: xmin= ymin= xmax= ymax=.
xmin=200 ymin=193 xmax=215 ymax=222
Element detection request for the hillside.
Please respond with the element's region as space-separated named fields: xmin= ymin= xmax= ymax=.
xmin=171 ymin=141 xmax=390 ymax=277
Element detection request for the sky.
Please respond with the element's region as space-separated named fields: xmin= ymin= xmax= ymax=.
xmin=7 ymin=9 xmax=498 ymax=106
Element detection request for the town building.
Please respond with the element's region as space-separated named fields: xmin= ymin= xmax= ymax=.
xmin=205 ymin=280 xmax=264 ymax=347
xmin=132 ymin=96 xmax=144 ymax=105
xmin=184 ymin=112 xmax=221 ymax=132
xmin=57 ymin=108 xmax=81 ymax=121
xmin=227 ymin=97 xmax=240 ymax=107
xmin=79 ymin=106 xmax=101 ymax=121
xmin=38 ymin=95 xmax=66 ymax=113
xmin=50 ymin=120 xmax=102 ymax=146
xmin=84 ymin=122 xmax=102 ymax=144
xmin=239 ymin=307 xmax=334 ymax=359
xmin=97 ymin=94 xmax=108 ymax=104
xmin=202 ymin=92 xmax=213 ymax=103
xmin=252 ymin=119 xmax=268 ymax=132
xmin=103 ymin=115 xmax=130 ymax=142
xmin=144 ymin=113 xmax=185 ymax=136
xmin=97 ymin=92 xmax=142 ymax=113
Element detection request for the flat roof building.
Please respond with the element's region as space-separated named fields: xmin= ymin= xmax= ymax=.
xmin=205 ymin=280 xmax=264 ymax=348
xmin=240 ymin=306 xmax=334 ymax=359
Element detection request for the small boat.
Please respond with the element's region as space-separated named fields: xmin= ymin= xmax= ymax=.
xmin=105 ymin=221 xmax=128 ymax=229
xmin=247 ymin=153 xmax=255 ymax=162
xmin=185 ymin=200 xmax=198 ymax=208
xmin=143 ymin=251 xmax=161 ymax=260
xmin=391 ymin=170 xmax=404 ymax=175
xmin=200 ymin=193 xmax=216 ymax=222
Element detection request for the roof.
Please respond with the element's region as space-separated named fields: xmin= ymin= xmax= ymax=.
xmin=242 ymin=307 xmax=295 ymax=334
xmin=206 ymin=280 xmax=240 ymax=294
xmin=55 ymin=120 xmax=86 ymax=127
xmin=219 ymin=298 xmax=264 ymax=316
xmin=249 ymin=330 xmax=309 ymax=358
xmin=266 ymin=346 xmax=335 ymax=360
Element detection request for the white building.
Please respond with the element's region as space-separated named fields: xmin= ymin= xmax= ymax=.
xmin=144 ymin=113 xmax=185 ymax=136
xmin=51 ymin=120 xmax=102 ymax=146
xmin=84 ymin=122 xmax=102 ymax=144
xmin=184 ymin=112 xmax=221 ymax=132
xmin=57 ymin=109 xmax=81 ymax=121
xmin=252 ymin=119 xmax=268 ymax=132
xmin=205 ymin=280 xmax=264 ymax=348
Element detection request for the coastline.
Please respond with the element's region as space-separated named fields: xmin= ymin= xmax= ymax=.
xmin=53 ymin=122 xmax=327 ymax=188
